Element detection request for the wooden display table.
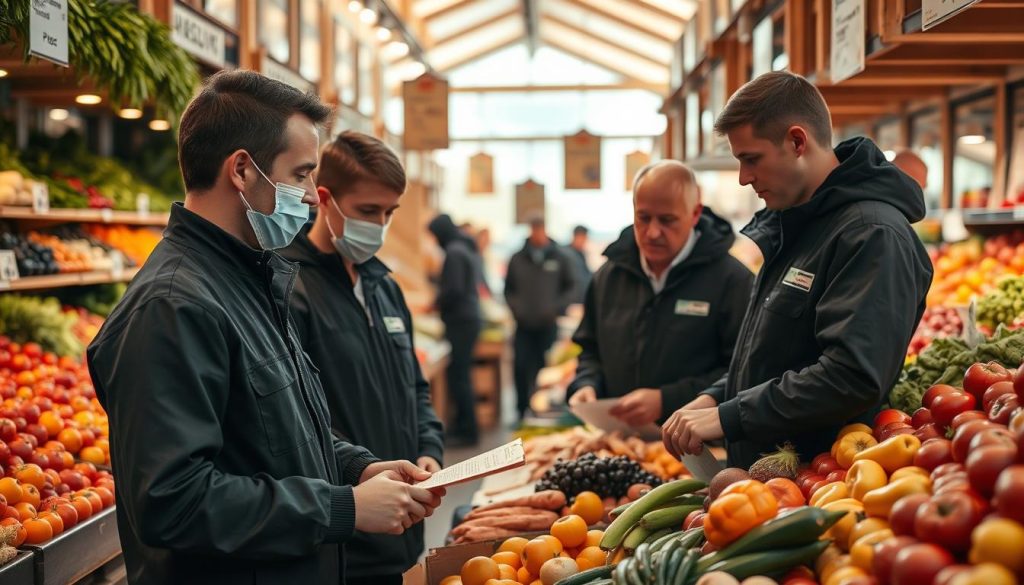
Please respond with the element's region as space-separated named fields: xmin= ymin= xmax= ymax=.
xmin=472 ymin=339 xmax=507 ymax=430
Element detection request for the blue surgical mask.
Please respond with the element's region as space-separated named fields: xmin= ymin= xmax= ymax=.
xmin=325 ymin=197 xmax=389 ymax=265
xmin=239 ymin=160 xmax=309 ymax=250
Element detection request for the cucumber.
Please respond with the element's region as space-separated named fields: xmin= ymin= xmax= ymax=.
xmin=650 ymin=530 xmax=683 ymax=554
xmin=555 ymin=564 xmax=616 ymax=585
xmin=672 ymin=549 xmax=700 ymax=585
xmin=624 ymin=524 xmax=653 ymax=553
xmin=695 ymin=506 xmax=845 ymax=572
xmin=657 ymin=542 xmax=683 ymax=585
xmin=614 ymin=559 xmax=630 ymax=585
xmin=635 ymin=542 xmax=653 ymax=582
xmin=589 ymin=580 xmax=613 ymax=585
xmin=611 ymin=494 xmax=705 ymax=522
xmin=640 ymin=504 xmax=701 ymax=532
xmin=602 ymin=479 xmax=707 ymax=550
xmin=675 ymin=527 xmax=705 ymax=551
xmin=627 ymin=556 xmax=645 ymax=585
xmin=644 ymin=528 xmax=674 ymax=547
xmin=696 ymin=539 xmax=832 ymax=583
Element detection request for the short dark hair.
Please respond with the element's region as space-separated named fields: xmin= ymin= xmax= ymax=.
xmin=178 ymin=70 xmax=332 ymax=191
xmin=714 ymin=71 xmax=832 ymax=147
xmin=316 ymin=130 xmax=406 ymax=196
xmin=573 ymin=225 xmax=589 ymax=236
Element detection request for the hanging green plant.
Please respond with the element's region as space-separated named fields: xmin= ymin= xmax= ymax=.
xmin=0 ymin=0 xmax=200 ymax=122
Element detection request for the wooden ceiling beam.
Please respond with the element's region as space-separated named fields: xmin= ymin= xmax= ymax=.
xmin=428 ymin=7 xmax=521 ymax=47
xmin=449 ymin=81 xmax=667 ymax=92
xmin=541 ymin=14 xmax=669 ymax=66
xmin=421 ymin=0 xmax=476 ymax=23
xmin=434 ymin=34 xmax=524 ymax=72
xmin=627 ymin=0 xmax=687 ymax=23
xmin=822 ymin=65 xmax=1007 ymax=87
xmin=870 ymin=43 xmax=1024 ymax=66
xmin=541 ymin=33 xmax=666 ymax=88
xmin=558 ymin=0 xmax=678 ymax=42
xmin=818 ymin=85 xmax=947 ymax=100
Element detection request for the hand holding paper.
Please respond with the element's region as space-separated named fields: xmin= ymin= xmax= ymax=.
xmin=416 ymin=439 xmax=526 ymax=489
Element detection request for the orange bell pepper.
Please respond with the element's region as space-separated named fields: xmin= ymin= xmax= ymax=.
xmin=852 ymin=434 xmax=922 ymax=475
xmin=765 ymin=478 xmax=806 ymax=508
xmin=837 ymin=423 xmax=874 ymax=440
xmin=704 ymin=480 xmax=779 ymax=547
xmin=845 ymin=459 xmax=888 ymax=501
xmin=835 ymin=432 xmax=878 ymax=469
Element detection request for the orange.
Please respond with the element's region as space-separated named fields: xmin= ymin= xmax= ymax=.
xmin=57 ymin=428 xmax=83 ymax=454
xmin=39 ymin=511 xmax=63 ymax=536
xmin=0 ymin=478 xmax=22 ymax=505
xmin=80 ymin=446 xmax=106 ymax=466
xmin=491 ymin=551 xmax=521 ymax=570
xmin=584 ymin=529 xmax=604 ymax=548
xmin=517 ymin=566 xmax=532 ymax=583
xmin=22 ymin=518 xmax=51 ymax=545
xmin=558 ymin=551 xmax=571 ymax=559
xmin=439 ymin=577 xmax=462 ymax=585
xmin=461 ymin=556 xmax=500 ymax=585
xmin=570 ymin=492 xmax=604 ymax=526
xmin=38 ymin=411 xmax=63 ymax=439
xmin=522 ymin=539 xmax=559 ymax=576
xmin=550 ymin=515 xmax=588 ymax=549
xmin=94 ymin=439 xmax=109 ymax=455
xmin=536 ymin=535 xmax=563 ymax=556
xmin=497 ymin=536 xmax=530 ymax=558
xmin=497 ymin=564 xmax=517 ymax=580
xmin=14 ymin=503 xmax=36 ymax=520
xmin=20 ymin=485 xmax=40 ymax=510
xmin=575 ymin=547 xmax=608 ymax=571
xmin=15 ymin=464 xmax=46 ymax=489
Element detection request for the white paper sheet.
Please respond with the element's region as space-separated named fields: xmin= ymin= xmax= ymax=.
xmin=570 ymin=398 xmax=662 ymax=440
xmin=416 ymin=439 xmax=526 ymax=489
xmin=681 ymin=448 xmax=725 ymax=483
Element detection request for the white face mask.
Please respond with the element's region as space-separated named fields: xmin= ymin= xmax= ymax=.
xmin=238 ymin=159 xmax=309 ymax=250
xmin=325 ymin=197 xmax=389 ymax=264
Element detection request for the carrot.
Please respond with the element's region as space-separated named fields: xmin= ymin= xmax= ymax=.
xmin=464 ymin=506 xmax=549 ymax=521
xmin=453 ymin=526 xmax=520 ymax=544
xmin=469 ymin=490 xmax=567 ymax=513
xmin=450 ymin=512 xmax=558 ymax=536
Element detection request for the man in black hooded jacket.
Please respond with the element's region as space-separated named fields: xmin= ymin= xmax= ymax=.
xmin=428 ymin=214 xmax=483 ymax=446
xmin=568 ymin=162 xmax=752 ymax=427
xmin=663 ymin=71 xmax=934 ymax=468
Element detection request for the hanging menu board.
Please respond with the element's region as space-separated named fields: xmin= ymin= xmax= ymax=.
xmin=830 ymin=0 xmax=865 ymax=83
xmin=468 ymin=152 xmax=494 ymax=195
xmin=625 ymin=151 xmax=651 ymax=191
xmin=515 ymin=180 xmax=546 ymax=224
xmin=29 ymin=0 xmax=68 ymax=67
xmin=564 ymin=131 xmax=602 ymax=190
xmin=172 ymin=1 xmax=228 ymax=69
xmin=922 ymin=0 xmax=981 ymax=30
xmin=403 ymin=72 xmax=450 ymax=151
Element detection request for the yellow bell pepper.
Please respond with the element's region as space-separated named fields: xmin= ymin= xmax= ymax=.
xmin=852 ymin=434 xmax=922 ymax=475
xmin=847 ymin=517 xmax=891 ymax=549
xmin=822 ymin=499 xmax=865 ymax=552
xmin=849 ymin=529 xmax=894 ymax=571
xmin=818 ymin=552 xmax=854 ymax=584
xmin=824 ymin=566 xmax=869 ymax=585
xmin=845 ymin=459 xmax=888 ymax=501
xmin=835 ymin=432 xmax=878 ymax=469
xmin=837 ymin=423 xmax=874 ymax=440
xmin=862 ymin=475 xmax=932 ymax=519
xmin=810 ymin=481 xmax=849 ymax=508
xmin=949 ymin=563 xmax=1019 ymax=585
xmin=889 ymin=466 xmax=930 ymax=483
xmin=968 ymin=518 xmax=1024 ymax=574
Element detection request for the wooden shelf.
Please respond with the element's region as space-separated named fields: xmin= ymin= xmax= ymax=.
xmin=0 ymin=207 xmax=169 ymax=227
xmin=963 ymin=209 xmax=1024 ymax=229
xmin=2 ymin=268 xmax=141 ymax=292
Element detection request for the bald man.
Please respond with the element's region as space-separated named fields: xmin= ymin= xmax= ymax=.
xmin=567 ymin=161 xmax=753 ymax=427
xmin=892 ymin=150 xmax=928 ymax=190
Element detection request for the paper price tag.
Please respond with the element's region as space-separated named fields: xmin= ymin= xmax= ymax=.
xmin=100 ymin=208 xmax=113 ymax=223
xmin=31 ymin=182 xmax=50 ymax=214
xmin=136 ymin=193 xmax=150 ymax=215
xmin=110 ymin=251 xmax=125 ymax=280
xmin=1013 ymin=207 xmax=1024 ymax=220
xmin=0 ymin=250 xmax=20 ymax=289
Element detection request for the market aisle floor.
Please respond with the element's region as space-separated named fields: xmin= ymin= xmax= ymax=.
xmin=421 ymin=387 xmax=517 ymax=555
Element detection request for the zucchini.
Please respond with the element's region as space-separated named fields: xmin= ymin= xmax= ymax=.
xmin=640 ymin=504 xmax=702 ymax=532
xmin=611 ymin=495 xmax=705 ymax=521
xmin=695 ymin=506 xmax=845 ymax=573
xmin=627 ymin=556 xmax=645 ymax=585
xmin=624 ymin=524 xmax=653 ymax=553
xmin=635 ymin=542 xmax=653 ymax=582
xmin=657 ymin=543 xmax=684 ymax=585
xmin=650 ymin=530 xmax=683 ymax=554
xmin=556 ymin=564 xmax=616 ymax=585
xmin=697 ymin=539 xmax=832 ymax=583
xmin=672 ymin=549 xmax=700 ymax=585
xmin=602 ymin=479 xmax=707 ymax=550
xmin=614 ymin=559 xmax=630 ymax=585
xmin=675 ymin=527 xmax=705 ymax=551
xmin=644 ymin=528 xmax=674 ymax=547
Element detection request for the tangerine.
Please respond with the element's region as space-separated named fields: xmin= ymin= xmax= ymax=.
xmin=570 ymin=492 xmax=604 ymax=526
xmin=497 ymin=536 xmax=530 ymax=558
xmin=522 ymin=538 xmax=559 ymax=576
xmin=461 ymin=556 xmax=500 ymax=585
xmin=491 ymin=551 xmax=521 ymax=570
xmin=550 ymin=515 xmax=588 ymax=549
xmin=575 ymin=547 xmax=608 ymax=571
xmin=584 ymin=529 xmax=604 ymax=548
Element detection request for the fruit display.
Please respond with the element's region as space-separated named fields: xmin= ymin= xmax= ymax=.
xmin=0 ymin=224 xmax=142 ymax=278
xmin=908 ymin=307 xmax=964 ymax=358
xmin=536 ymin=454 xmax=664 ymax=502
xmin=0 ymin=295 xmax=85 ymax=358
xmin=0 ymin=336 xmax=115 ymax=548
xmin=85 ymin=225 xmax=162 ymax=266
xmin=448 ymin=491 xmax=567 ymax=544
xmin=522 ymin=428 xmax=689 ymax=485
xmin=927 ymin=234 xmax=1024 ymax=308
xmin=977 ymin=276 xmax=1024 ymax=331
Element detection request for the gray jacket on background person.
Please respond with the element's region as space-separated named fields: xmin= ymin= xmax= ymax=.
xmin=504 ymin=239 xmax=577 ymax=329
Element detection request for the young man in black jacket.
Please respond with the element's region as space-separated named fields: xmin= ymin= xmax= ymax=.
xmin=283 ymin=131 xmax=445 ymax=585
xmin=428 ymin=214 xmax=483 ymax=446
xmin=505 ymin=215 xmax=577 ymax=419
xmin=568 ymin=162 xmax=752 ymax=427
xmin=663 ymin=71 xmax=933 ymax=468
xmin=87 ymin=72 xmax=443 ymax=585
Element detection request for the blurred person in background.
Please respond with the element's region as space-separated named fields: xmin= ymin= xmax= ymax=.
xmin=565 ymin=225 xmax=593 ymax=304
xmin=892 ymin=150 xmax=928 ymax=190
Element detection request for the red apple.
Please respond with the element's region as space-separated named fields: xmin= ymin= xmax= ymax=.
xmin=967 ymin=444 xmax=1018 ymax=497
xmin=989 ymin=393 xmax=1021 ymax=425
xmin=911 ymin=407 xmax=933 ymax=429
xmin=965 ymin=361 xmax=1012 ymax=403
xmin=984 ymin=381 xmax=1017 ymax=412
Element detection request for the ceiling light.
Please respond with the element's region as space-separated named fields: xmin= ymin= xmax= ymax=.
xmin=405 ymin=61 xmax=426 ymax=80
xmin=383 ymin=40 xmax=409 ymax=60
xmin=75 ymin=94 xmax=102 ymax=105
xmin=376 ymin=26 xmax=392 ymax=42
xmin=118 ymin=108 xmax=143 ymax=120
xmin=0 ymin=69 xmax=7 ymax=78
xmin=348 ymin=0 xmax=361 ymax=12
xmin=360 ymin=7 xmax=377 ymax=24
xmin=959 ymin=134 xmax=986 ymax=145
xmin=49 ymin=109 xmax=69 ymax=121
xmin=149 ymin=119 xmax=171 ymax=131
xmin=883 ymin=150 xmax=896 ymax=161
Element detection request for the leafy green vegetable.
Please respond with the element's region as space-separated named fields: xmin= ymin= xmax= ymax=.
xmin=0 ymin=295 xmax=83 ymax=357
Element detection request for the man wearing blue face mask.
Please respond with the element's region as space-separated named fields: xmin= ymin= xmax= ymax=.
xmin=284 ymin=131 xmax=445 ymax=585
xmin=86 ymin=72 xmax=444 ymax=585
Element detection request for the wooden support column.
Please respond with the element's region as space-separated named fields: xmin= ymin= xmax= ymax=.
xmin=785 ymin=0 xmax=810 ymax=75
xmin=993 ymin=81 xmax=1009 ymax=206
xmin=941 ymin=97 xmax=953 ymax=209
xmin=814 ymin=0 xmax=831 ymax=80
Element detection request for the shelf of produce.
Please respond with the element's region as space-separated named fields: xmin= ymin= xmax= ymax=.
xmin=2 ymin=268 xmax=141 ymax=292
xmin=24 ymin=507 xmax=120 ymax=585
xmin=0 ymin=551 xmax=35 ymax=585
xmin=962 ymin=210 xmax=1024 ymax=231
xmin=0 ymin=207 xmax=169 ymax=227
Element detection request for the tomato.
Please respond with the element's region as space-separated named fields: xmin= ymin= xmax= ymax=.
xmin=932 ymin=391 xmax=978 ymax=431
xmin=74 ymin=463 xmax=98 ymax=482
xmin=875 ymin=409 xmax=912 ymax=432
xmin=15 ymin=464 xmax=46 ymax=489
xmin=993 ymin=465 xmax=1024 ymax=524
xmin=888 ymin=492 xmax=930 ymax=537
xmin=39 ymin=511 xmax=63 ymax=536
xmin=968 ymin=427 xmax=1015 ymax=454
xmin=7 ymin=439 xmax=31 ymax=461
xmin=780 ymin=566 xmax=816 ymax=584
xmin=953 ymin=421 xmax=995 ymax=462
xmin=967 ymin=444 xmax=1018 ymax=497
xmin=879 ymin=423 xmax=915 ymax=441
xmin=983 ymin=381 xmax=1017 ymax=412
xmin=798 ymin=474 xmax=826 ymax=498
xmin=933 ymin=470 xmax=969 ymax=494
xmin=914 ymin=438 xmax=954 ymax=471
xmin=872 ymin=535 xmax=918 ymax=585
xmin=914 ymin=492 xmax=984 ymax=552
xmin=46 ymin=500 xmax=77 ymax=530
xmin=911 ymin=407 xmax=933 ymax=429
xmin=965 ymin=362 xmax=1012 ymax=404
xmin=924 ymin=384 xmax=959 ymax=409
xmin=0 ymin=420 xmax=15 ymax=443
xmin=891 ymin=543 xmax=955 ymax=585
xmin=952 ymin=410 xmax=989 ymax=430
xmin=58 ymin=470 xmax=87 ymax=491
xmin=825 ymin=470 xmax=847 ymax=484
xmin=913 ymin=424 xmax=942 ymax=443
xmin=77 ymin=489 xmax=103 ymax=513
xmin=1009 ymin=409 xmax=1024 ymax=436
xmin=27 ymin=450 xmax=49 ymax=470
xmin=22 ymin=517 xmax=52 ymax=544
xmin=67 ymin=494 xmax=92 ymax=521
xmin=988 ymin=393 xmax=1021 ymax=426
xmin=88 ymin=486 xmax=114 ymax=509
xmin=1013 ymin=363 xmax=1024 ymax=398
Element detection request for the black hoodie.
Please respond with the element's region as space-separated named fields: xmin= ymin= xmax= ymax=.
xmin=703 ymin=137 xmax=934 ymax=468
xmin=568 ymin=208 xmax=753 ymax=419
xmin=428 ymin=215 xmax=481 ymax=324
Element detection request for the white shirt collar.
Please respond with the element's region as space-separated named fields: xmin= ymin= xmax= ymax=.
xmin=640 ymin=230 xmax=700 ymax=294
